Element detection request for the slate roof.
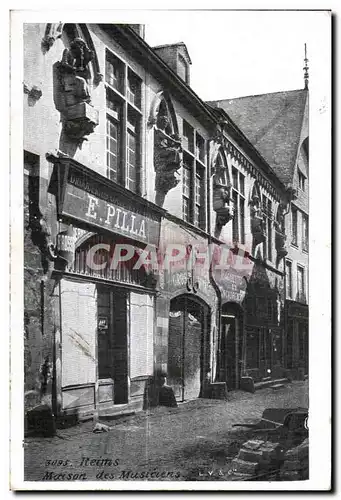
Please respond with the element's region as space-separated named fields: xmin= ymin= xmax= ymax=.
xmin=207 ymin=89 xmax=308 ymax=185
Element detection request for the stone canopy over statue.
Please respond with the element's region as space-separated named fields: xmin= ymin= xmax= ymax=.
xmin=153 ymin=100 xmax=182 ymax=207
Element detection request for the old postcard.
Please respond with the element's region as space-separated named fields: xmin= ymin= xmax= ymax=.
xmin=10 ymin=8 xmax=331 ymax=491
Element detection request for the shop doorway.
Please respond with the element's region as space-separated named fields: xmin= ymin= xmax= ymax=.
xmin=97 ymin=286 xmax=128 ymax=405
xmin=168 ymin=296 xmax=210 ymax=402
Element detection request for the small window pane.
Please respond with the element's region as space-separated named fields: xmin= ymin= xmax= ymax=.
xmin=106 ymin=56 xmax=123 ymax=93
xmin=194 ymin=205 xmax=200 ymax=227
xmin=240 ymin=198 xmax=245 ymax=244
xmin=292 ymin=208 xmax=298 ymax=245
xmin=183 ymin=198 xmax=189 ymax=222
xmin=286 ymin=261 xmax=292 ymax=299
xmin=106 ymin=115 xmax=121 ymax=184
xmin=183 ymin=167 xmax=190 ymax=198
xmin=127 ymin=72 xmax=141 ymax=108
xmin=195 ymin=134 xmax=205 ymax=163
xmin=232 ymin=167 xmax=238 ymax=190
xmin=239 ymin=173 xmax=245 ymax=195
xmin=182 ymin=121 xmax=194 ymax=152
xmin=127 ymin=131 xmax=137 ymax=193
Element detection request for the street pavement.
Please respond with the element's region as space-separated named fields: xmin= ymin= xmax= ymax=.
xmin=24 ymin=381 xmax=308 ymax=482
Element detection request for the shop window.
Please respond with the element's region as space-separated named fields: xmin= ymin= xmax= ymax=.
xmin=231 ymin=166 xmax=245 ymax=245
xmin=286 ymin=260 xmax=293 ymax=299
xmin=181 ymin=120 xmax=206 ymax=229
xmin=105 ymin=50 xmax=142 ymax=193
xmin=72 ymin=234 xmax=155 ymax=289
xmin=262 ymin=195 xmax=273 ymax=261
xmin=302 ymin=213 xmax=309 ymax=252
xmin=291 ymin=206 xmax=298 ymax=246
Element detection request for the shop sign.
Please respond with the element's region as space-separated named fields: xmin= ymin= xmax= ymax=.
xmin=216 ymin=269 xmax=247 ymax=305
xmin=98 ymin=316 xmax=109 ymax=332
xmin=62 ymin=184 xmax=159 ymax=246
xmin=165 ymin=269 xmax=214 ymax=303
xmin=50 ymin=159 xmax=161 ymax=247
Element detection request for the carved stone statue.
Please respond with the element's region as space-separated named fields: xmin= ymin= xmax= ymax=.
xmin=154 ymin=110 xmax=182 ymax=206
xmin=213 ymin=175 xmax=234 ymax=239
xmin=57 ymin=37 xmax=99 ymax=144
xmin=274 ymin=203 xmax=288 ymax=265
xmin=60 ymin=38 xmax=94 ymax=106
xmin=250 ymin=193 xmax=266 ymax=248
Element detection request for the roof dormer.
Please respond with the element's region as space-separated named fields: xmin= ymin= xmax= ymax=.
xmin=153 ymin=42 xmax=192 ymax=85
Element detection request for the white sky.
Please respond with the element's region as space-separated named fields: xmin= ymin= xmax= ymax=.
xmin=144 ymin=10 xmax=330 ymax=101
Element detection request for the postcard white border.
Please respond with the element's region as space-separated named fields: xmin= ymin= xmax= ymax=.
xmin=9 ymin=4 xmax=332 ymax=492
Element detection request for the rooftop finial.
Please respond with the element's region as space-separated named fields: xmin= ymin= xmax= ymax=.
xmin=303 ymin=43 xmax=309 ymax=90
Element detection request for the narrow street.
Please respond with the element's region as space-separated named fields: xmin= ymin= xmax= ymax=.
xmin=24 ymin=381 xmax=308 ymax=482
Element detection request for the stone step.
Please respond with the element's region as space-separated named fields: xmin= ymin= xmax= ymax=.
xmin=271 ymin=383 xmax=285 ymax=390
xmin=254 ymin=378 xmax=288 ymax=390
xmin=98 ymin=408 xmax=136 ymax=422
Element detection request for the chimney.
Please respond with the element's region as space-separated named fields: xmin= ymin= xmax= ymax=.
xmin=153 ymin=42 xmax=192 ymax=85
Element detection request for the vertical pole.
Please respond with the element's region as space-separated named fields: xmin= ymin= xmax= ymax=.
xmin=235 ymin=318 xmax=239 ymax=389
xmin=182 ymin=298 xmax=186 ymax=401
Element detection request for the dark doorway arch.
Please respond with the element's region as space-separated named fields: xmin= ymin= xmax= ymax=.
xmin=218 ymin=302 xmax=243 ymax=390
xmin=168 ymin=295 xmax=210 ymax=401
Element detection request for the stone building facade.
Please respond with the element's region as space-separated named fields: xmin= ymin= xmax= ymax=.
xmin=212 ymin=88 xmax=309 ymax=381
xmin=23 ymin=23 xmax=305 ymax=420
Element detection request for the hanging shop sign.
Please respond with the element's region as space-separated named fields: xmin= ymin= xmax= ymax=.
xmin=49 ymin=157 xmax=163 ymax=247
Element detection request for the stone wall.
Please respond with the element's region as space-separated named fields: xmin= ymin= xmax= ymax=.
xmin=24 ymin=165 xmax=55 ymax=412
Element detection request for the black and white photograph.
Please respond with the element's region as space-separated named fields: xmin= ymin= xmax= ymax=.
xmin=9 ymin=7 xmax=331 ymax=491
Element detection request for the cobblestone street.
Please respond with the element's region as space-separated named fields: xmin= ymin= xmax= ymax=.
xmin=24 ymin=381 xmax=308 ymax=483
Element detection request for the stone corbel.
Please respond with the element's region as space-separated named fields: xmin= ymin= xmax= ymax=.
xmin=24 ymin=83 xmax=42 ymax=106
xmin=62 ymin=102 xmax=99 ymax=144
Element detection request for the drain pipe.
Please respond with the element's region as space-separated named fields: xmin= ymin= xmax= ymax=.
xmin=207 ymin=139 xmax=222 ymax=384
